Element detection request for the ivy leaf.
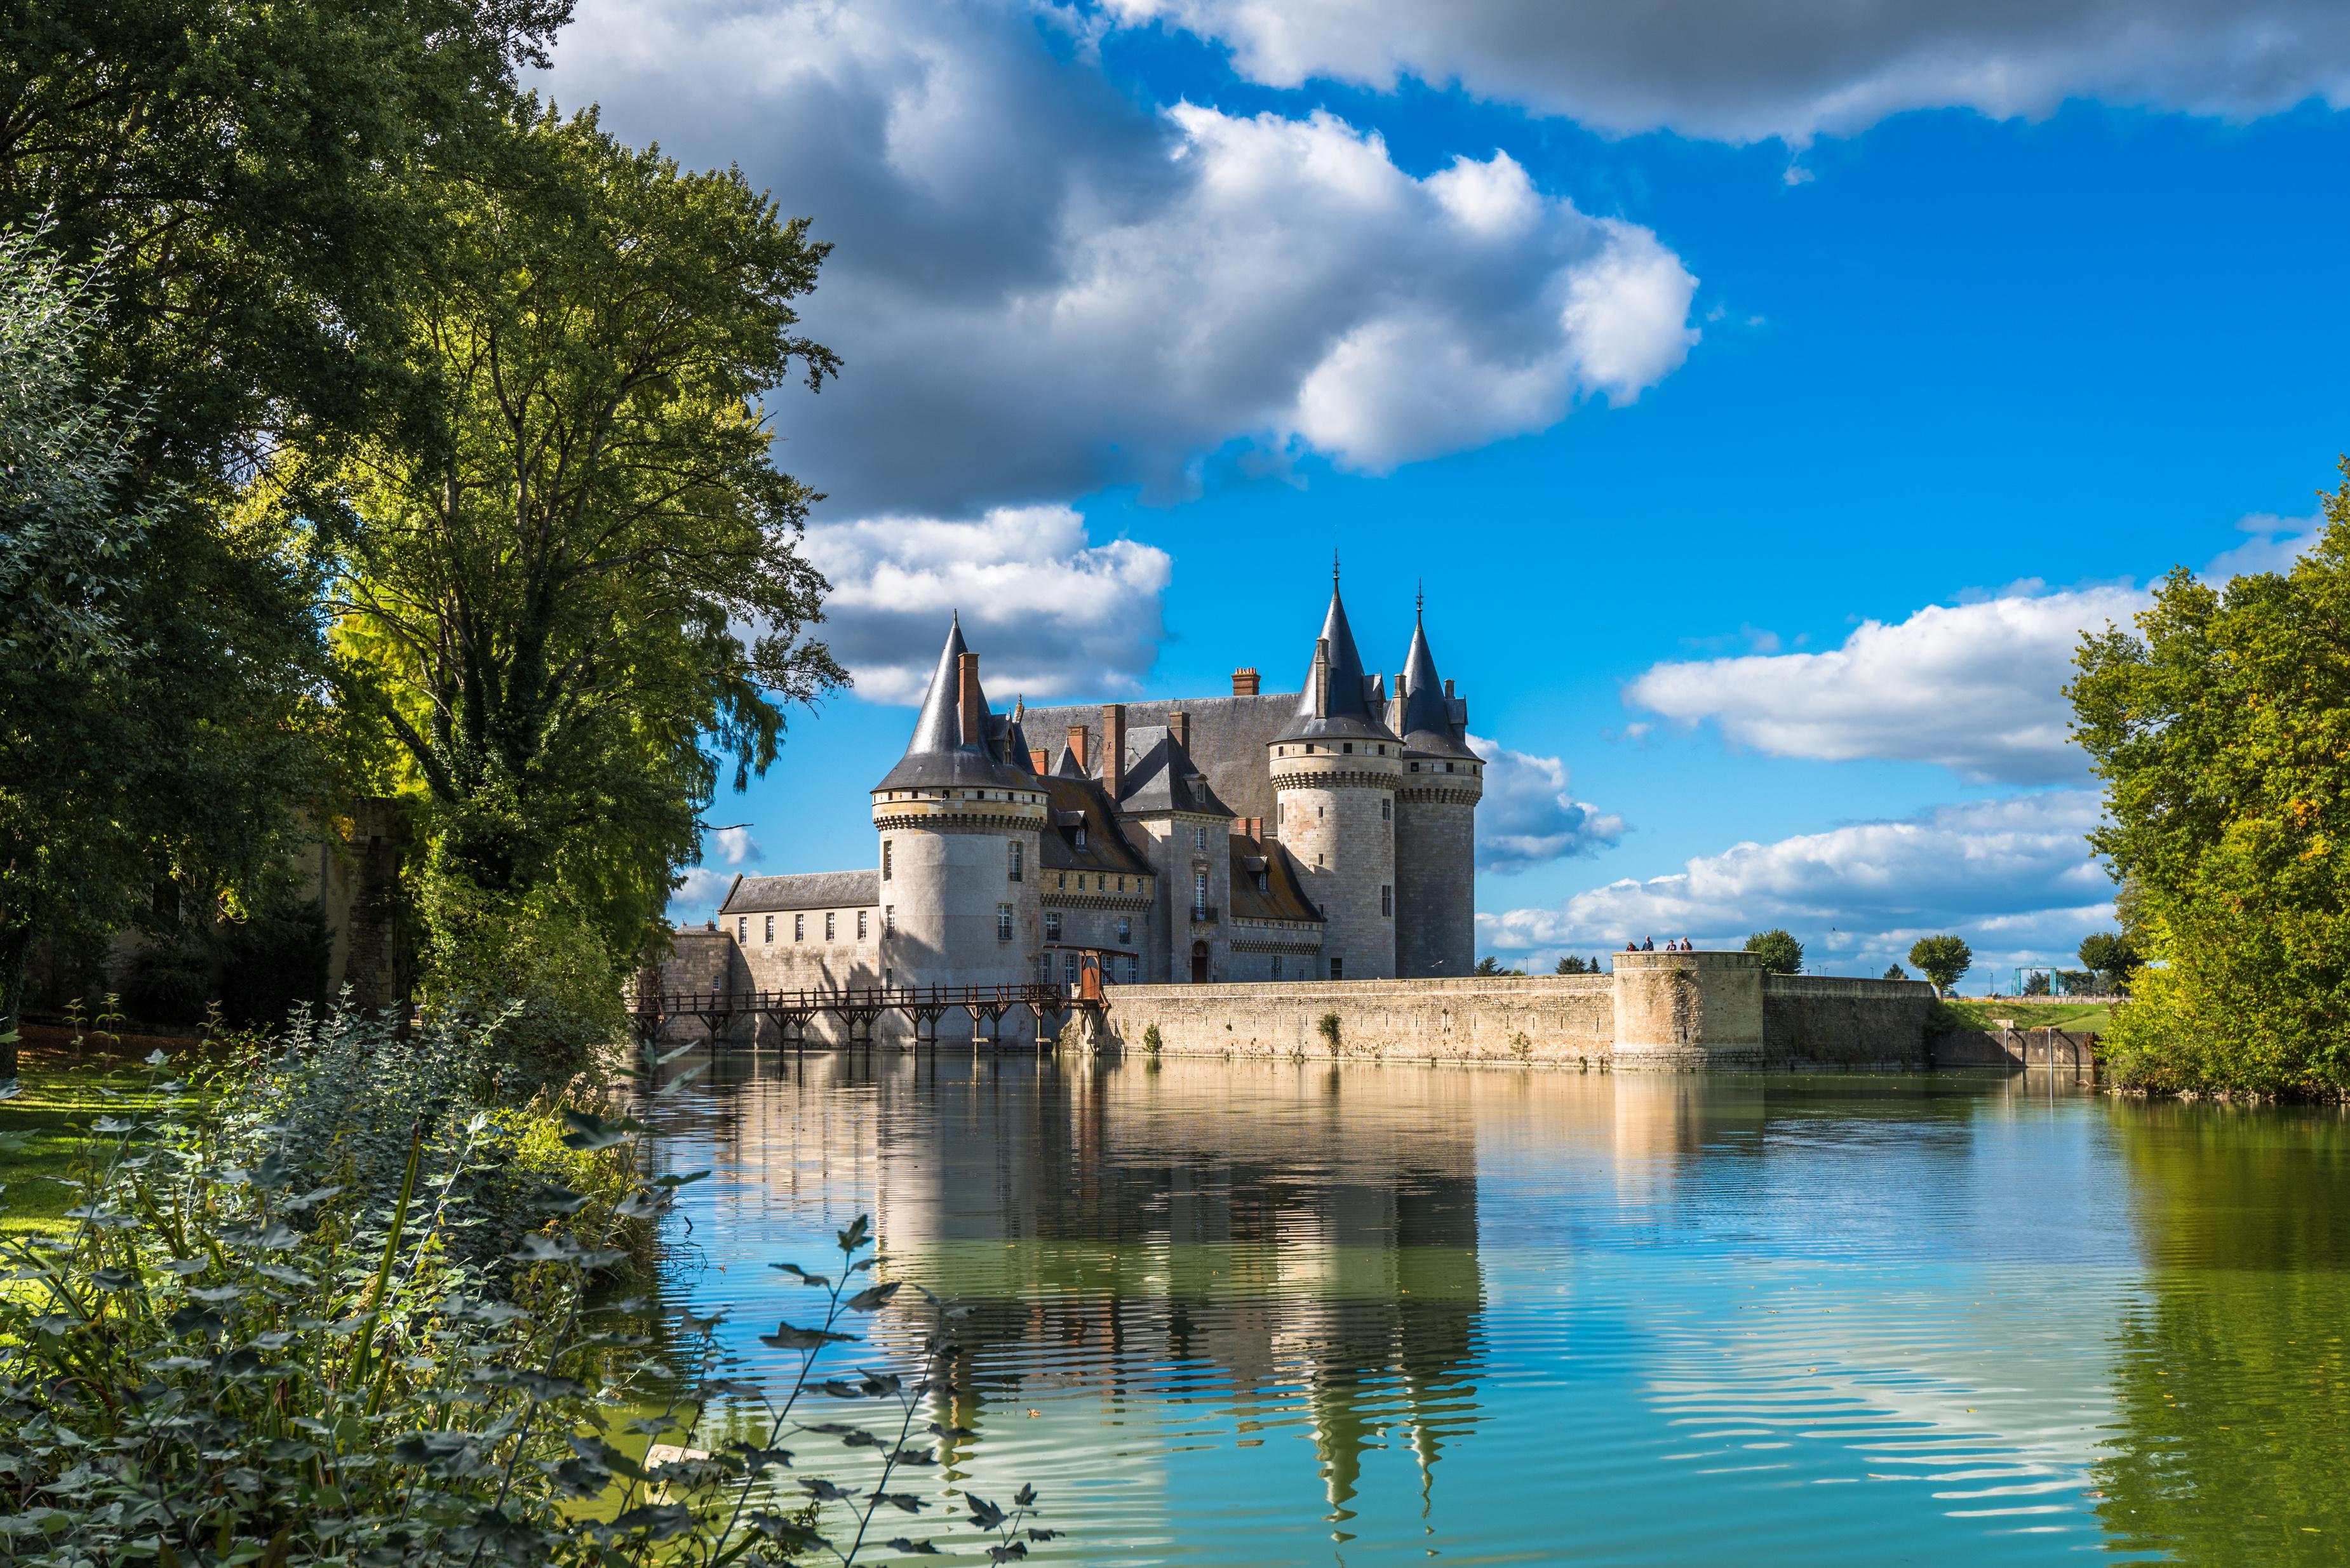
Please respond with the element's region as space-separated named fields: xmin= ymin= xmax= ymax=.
xmin=844 ymin=1282 xmax=900 ymax=1313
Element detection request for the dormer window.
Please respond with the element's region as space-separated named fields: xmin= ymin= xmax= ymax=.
xmin=1343 ymin=743 xmax=1353 ymax=754
xmin=1073 ymin=825 xmax=1088 ymax=850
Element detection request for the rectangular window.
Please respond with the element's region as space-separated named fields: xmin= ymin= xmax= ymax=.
xmin=1381 ymin=798 xmax=1391 ymax=821
xmin=1009 ymin=840 xmax=1023 ymax=881
xmin=1064 ymin=953 xmax=1078 ymax=986
xmin=1381 ymin=884 xmax=1392 ymax=917
xmin=1117 ymin=916 xmax=1131 ymax=943
xmin=1193 ymin=870 xmax=1207 ymax=915
xmin=1193 ymin=825 xmax=1207 ymax=852
xmin=825 ymin=911 xmax=836 ymax=940
xmin=1332 ymin=956 xmax=1344 ymax=980
xmin=1122 ymin=954 xmax=1138 ymax=984
xmin=737 ymin=916 xmax=748 ymax=942
xmin=882 ymin=840 xmax=892 ymax=880
xmin=1256 ymin=870 xmax=1268 ymax=893
xmin=763 ymin=915 xmax=774 ymax=943
xmin=794 ymin=914 xmax=805 ymax=941
xmin=1342 ymin=742 xmax=1353 ymax=754
xmin=1045 ymin=911 xmax=1062 ymax=941
xmin=1073 ymin=826 xmax=1087 ymax=850
xmin=997 ymin=904 xmax=1013 ymax=942
xmin=857 ymin=909 xmax=868 ymax=939
xmin=1272 ymin=955 xmax=1284 ymax=980
xmin=883 ymin=905 xmax=895 ymax=935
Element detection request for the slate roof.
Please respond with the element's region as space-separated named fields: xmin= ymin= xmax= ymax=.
xmin=873 ymin=615 xmax=1037 ymax=792
xmin=1228 ymin=838 xmax=1322 ymax=925
xmin=720 ymin=869 xmax=880 ymax=913
xmin=1037 ymin=775 xmax=1155 ymax=877
xmin=1395 ymin=608 xmax=1476 ymax=759
xmin=1273 ymin=576 xmax=1402 ymax=746
xmin=1113 ymin=728 xmax=1235 ymax=817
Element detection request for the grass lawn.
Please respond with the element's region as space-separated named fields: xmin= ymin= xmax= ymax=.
xmin=0 ymin=1049 xmax=189 ymax=1235
xmin=1931 ymin=998 xmax=2118 ymax=1035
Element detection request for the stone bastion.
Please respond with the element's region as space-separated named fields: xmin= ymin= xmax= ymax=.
xmin=1099 ymin=950 xmax=1935 ymax=1069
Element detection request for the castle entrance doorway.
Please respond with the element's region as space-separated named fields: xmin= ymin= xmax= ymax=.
xmin=1190 ymin=941 xmax=1209 ymax=983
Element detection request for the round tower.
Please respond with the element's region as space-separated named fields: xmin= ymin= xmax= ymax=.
xmin=870 ymin=617 xmax=1047 ymax=1008
xmin=1391 ymin=597 xmax=1484 ymax=980
xmin=1270 ymin=570 xmax=1401 ymax=981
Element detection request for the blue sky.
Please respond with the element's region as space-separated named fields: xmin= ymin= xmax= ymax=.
xmin=543 ymin=0 xmax=2350 ymax=981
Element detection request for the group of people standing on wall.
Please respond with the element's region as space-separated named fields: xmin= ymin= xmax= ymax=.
xmin=1625 ymin=937 xmax=1695 ymax=952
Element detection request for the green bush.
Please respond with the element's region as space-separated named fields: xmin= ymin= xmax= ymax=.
xmin=0 ymin=1036 xmax=1049 ymax=1563
xmin=1744 ymin=929 xmax=1804 ymax=975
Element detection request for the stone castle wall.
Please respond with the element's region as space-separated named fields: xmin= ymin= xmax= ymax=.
xmin=1101 ymin=974 xmax=1615 ymax=1064
xmin=1099 ymin=958 xmax=1935 ymax=1069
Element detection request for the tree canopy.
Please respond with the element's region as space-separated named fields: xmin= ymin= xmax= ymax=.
xmin=1743 ymin=928 xmax=1803 ymax=975
xmin=292 ymin=107 xmax=844 ymax=1069
xmin=1907 ymin=935 xmax=1971 ymax=995
xmin=2071 ymin=469 xmax=2350 ymax=1095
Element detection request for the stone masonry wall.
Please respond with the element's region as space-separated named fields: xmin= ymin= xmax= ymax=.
xmin=1102 ymin=975 xmax=1615 ymax=1065
xmin=1761 ymin=974 xmax=1935 ymax=1068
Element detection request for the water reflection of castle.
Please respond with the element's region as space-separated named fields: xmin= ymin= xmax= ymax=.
xmin=666 ymin=1054 xmax=1494 ymax=1522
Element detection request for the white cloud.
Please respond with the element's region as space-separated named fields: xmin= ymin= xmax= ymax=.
xmin=803 ymin=506 xmax=1172 ymax=702
xmin=1467 ymin=732 xmax=1623 ymax=872
xmin=1103 ymin=0 xmax=2350 ymax=144
xmin=1477 ymin=791 xmax=2112 ymax=975
xmin=710 ymin=827 xmax=763 ymax=867
xmin=1627 ymin=586 xmax=2147 ymax=785
xmin=1622 ymin=511 xmax=2332 ymax=786
xmin=669 ymin=866 xmax=735 ymax=923
xmin=547 ymin=0 xmax=1697 ymax=516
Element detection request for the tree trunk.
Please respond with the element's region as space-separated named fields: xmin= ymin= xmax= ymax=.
xmin=0 ymin=915 xmax=35 ymax=1082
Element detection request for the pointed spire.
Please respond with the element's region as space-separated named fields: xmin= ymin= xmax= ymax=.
xmin=873 ymin=615 xmax=1028 ymax=791
xmin=1273 ymin=564 xmax=1397 ymax=744
xmin=1398 ymin=595 xmax=1473 ymax=758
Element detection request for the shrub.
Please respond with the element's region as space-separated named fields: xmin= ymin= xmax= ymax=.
xmin=1142 ymin=1022 xmax=1162 ymax=1054
xmin=0 ymin=1040 xmax=1049 ymax=1563
xmin=1317 ymin=1011 xmax=1341 ymax=1050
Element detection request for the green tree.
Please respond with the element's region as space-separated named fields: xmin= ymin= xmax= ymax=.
xmin=0 ymin=232 xmax=326 ymax=1073
xmin=1743 ymin=928 xmax=1803 ymax=975
xmin=2071 ymin=470 xmax=2350 ymax=1094
xmin=2078 ymin=931 xmax=2140 ymax=993
xmin=1474 ymin=956 xmax=1503 ymax=976
xmin=1554 ymin=955 xmax=1588 ymax=975
xmin=1907 ymin=934 xmax=1972 ymax=995
xmin=308 ymin=108 xmax=843 ymax=1073
xmin=1882 ymin=963 xmax=1909 ymax=981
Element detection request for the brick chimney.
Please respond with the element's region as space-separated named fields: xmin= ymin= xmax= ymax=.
xmin=1169 ymin=709 xmax=1190 ymax=753
xmin=1030 ymin=747 xmax=1049 ymax=773
xmin=1241 ymin=817 xmax=1263 ymax=843
xmin=1443 ymin=678 xmax=1454 ymax=697
xmin=956 ymin=653 xmax=984 ymax=747
xmin=1232 ymin=667 xmax=1259 ymax=696
xmin=1101 ymin=703 xmax=1127 ymax=798
xmin=1065 ymin=724 xmax=1089 ymax=773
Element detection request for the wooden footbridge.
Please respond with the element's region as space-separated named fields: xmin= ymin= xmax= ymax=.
xmin=629 ymin=979 xmax=1108 ymax=1052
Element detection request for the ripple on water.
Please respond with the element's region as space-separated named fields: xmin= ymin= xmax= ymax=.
xmin=638 ymin=1053 xmax=2347 ymax=1566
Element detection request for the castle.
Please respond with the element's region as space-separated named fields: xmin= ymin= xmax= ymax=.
xmin=668 ymin=570 xmax=1484 ymax=1019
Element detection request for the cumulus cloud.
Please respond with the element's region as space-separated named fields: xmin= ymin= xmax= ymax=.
xmin=1623 ymin=511 xmax=2334 ymax=786
xmin=1467 ymin=733 xmax=1623 ymax=872
xmin=1477 ymin=791 xmax=2112 ymax=974
xmin=547 ymin=0 xmax=1697 ymax=516
xmin=709 ymin=827 xmax=763 ymax=867
xmin=804 ymin=506 xmax=1172 ymax=703
xmin=1627 ymin=586 xmax=2148 ymax=785
xmin=669 ymin=866 xmax=736 ymax=923
xmin=1103 ymin=0 xmax=2350 ymax=144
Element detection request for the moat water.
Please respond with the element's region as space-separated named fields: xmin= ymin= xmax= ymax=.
xmin=643 ymin=1052 xmax=2350 ymax=1566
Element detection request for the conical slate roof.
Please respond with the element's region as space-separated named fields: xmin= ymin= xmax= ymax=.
xmin=1397 ymin=605 xmax=1474 ymax=758
xmin=1274 ymin=570 xmax=1399 ymax=744
xmin=873 ymin=615 xmax=1033 ymax=791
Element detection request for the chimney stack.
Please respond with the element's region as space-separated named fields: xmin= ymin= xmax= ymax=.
xmin=1169 ymin=709 xmax=1190 ymax=753
xmin=1232 ymin=667 xmax=1259 ymax=696
xmin=1242 ymin=817 xmax=1263 ymax=843
xmin=1443 ymin=678 xmax=1454 ymax=698
xmin=1065 ymin=724 xmax=1089 ymax=773
xmin=1311 ymin=638 xmax=1332 ymax=717
xmin=1101 ymin=704 xmax=1127 ymax=798
xmin=957 ymin=653 xmax=984 ymax=747
xmin=1030 ymin=747 xmax=1049 ymax=773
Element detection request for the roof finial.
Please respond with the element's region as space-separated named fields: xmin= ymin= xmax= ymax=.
xmin=1416 ymin=578 xmax=1424 ymax=617
xmin=1333 ymin=547 xmax=1341 ymax=588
